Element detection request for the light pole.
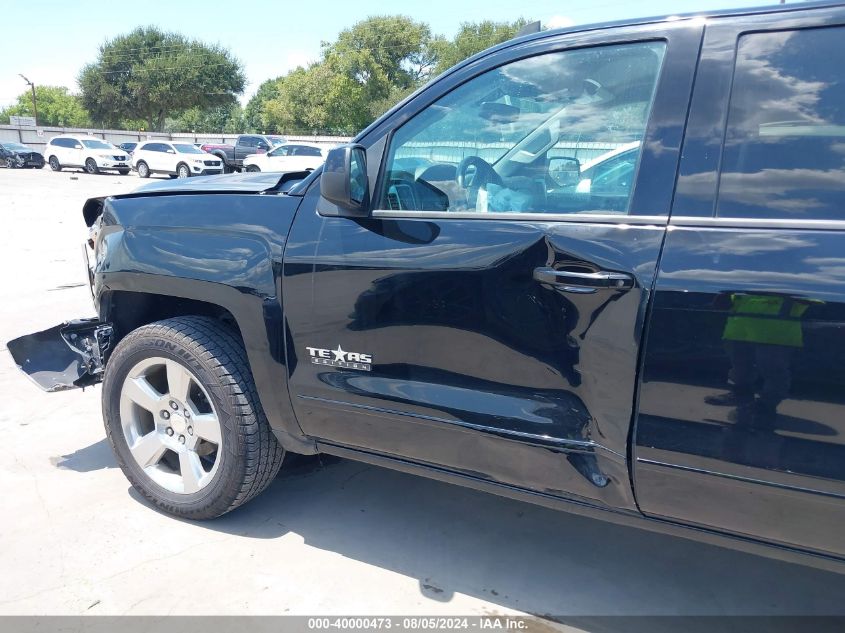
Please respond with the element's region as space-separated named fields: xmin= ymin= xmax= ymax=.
xmin=18 ymin=74 xmax=37 ymax=125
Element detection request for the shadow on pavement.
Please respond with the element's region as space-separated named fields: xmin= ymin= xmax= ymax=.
xmin=123 ymin=452 xmax=845 ymax=621
xmin=51 ymin=438 xmax=117 ymax=472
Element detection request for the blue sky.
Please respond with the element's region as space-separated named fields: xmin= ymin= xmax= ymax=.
xmin=2 ymin=0 xmax=777 ymax=109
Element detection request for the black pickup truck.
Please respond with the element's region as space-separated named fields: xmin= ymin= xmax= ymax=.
xmin=9 ymin=1 xmax=845 ymax=573
xmin=201 ymin=134 xmax=286 ymax=172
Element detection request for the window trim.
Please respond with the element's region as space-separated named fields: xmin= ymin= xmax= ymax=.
xmin=365 ymin=23 xmax=702 ymax=222
xmin=371 ymin=209 xmax=667 ymax=224
xmin=670 ymin=215 xmax=845 ymax=231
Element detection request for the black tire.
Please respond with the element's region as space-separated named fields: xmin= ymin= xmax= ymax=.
xmin=136 ymin=161 xmax=150 ymax=178
xmin=5 ymin=158 xmax=15 ymax=169
xmin=118 ymin=169 xmax=130 ymax=176
xmin=217 ymin=156 xmax=234 ymax=174
xmin=102 ymin=316 xmax=284 ymax=519
xmin=176 ymin=162 xmax=191 ymax=179
xmin=246 ymin=165 xmax=260 ymax=173
xmin=48 ymin=156 xmax=61 ymax=171
xmin=85 ymin=158 xmax=99 ymax=175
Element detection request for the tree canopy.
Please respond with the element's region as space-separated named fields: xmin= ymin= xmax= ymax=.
xmin=251 ymin=16 xmax=531 ymax=135
xmin=0 ymin=85 xmax=90 ymax=127
xmin=2 ymin=18 xmax=533 ymax=135
xmin=433 ymin=19 xmax=531 ymax=75
xmin=78 ymin=26 xmax=245 ymax=131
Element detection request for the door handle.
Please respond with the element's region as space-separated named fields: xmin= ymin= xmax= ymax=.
xmin=533 ymin=267 xmax=634 ymax=293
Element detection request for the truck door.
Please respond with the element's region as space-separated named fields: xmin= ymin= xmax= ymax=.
xmin=635 ymin=7 xmax=845 ymax=557
xmin=236 ymin=136 xmax=258 ymax=162
xmin=284 ymin=22 xmax=702 ymax=510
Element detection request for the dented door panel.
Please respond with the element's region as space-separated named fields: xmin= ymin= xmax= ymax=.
xmin=284 ymin=204 xmax=667 ymax=509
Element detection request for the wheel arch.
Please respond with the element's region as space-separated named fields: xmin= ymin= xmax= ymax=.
xmin=102 ymin=290 xmax=242 ymax=348
xmin=98 ymin=281 xmax=313 ymax=454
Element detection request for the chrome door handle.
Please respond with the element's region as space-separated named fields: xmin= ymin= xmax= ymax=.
xmin=533 ymin=267 xmax=635 ymax=293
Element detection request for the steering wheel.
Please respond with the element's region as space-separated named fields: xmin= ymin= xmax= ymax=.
xmin=456 ymin=156 xmax=503 ymax=209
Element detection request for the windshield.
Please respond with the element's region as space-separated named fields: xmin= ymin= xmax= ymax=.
xmin=266 ymin=136 xmax=286 ymax=146
xmin=82 ymin=139 xmax=113 ymax=150
xmin=172 ymin=143 xmax=204 ymax=154
xmin=2 ymin=143 xmax=29 ymax=151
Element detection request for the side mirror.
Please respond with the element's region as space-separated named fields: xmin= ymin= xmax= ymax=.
xmin=549 ymin=157 xmax=581 ymax=187
xmin=74 ymin=144 xmax=83 ymax=149
xmin=167 ymin=149 xmax=175 ymax=154
xmin=319 ymin=144 xmax=369 ymax=217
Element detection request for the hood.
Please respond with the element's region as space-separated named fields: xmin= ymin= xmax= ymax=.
xmin=81 ymin=169 xmax=312 ymax=227
xmin=131 ymin=170 xmax=300 ymax=195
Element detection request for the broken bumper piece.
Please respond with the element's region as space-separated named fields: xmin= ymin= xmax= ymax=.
xmin=7 ymin=319 xmax=113 ymax=392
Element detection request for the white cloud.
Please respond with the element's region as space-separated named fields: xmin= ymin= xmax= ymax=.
xmin=545 ymin=15 xmax=576 ymax=30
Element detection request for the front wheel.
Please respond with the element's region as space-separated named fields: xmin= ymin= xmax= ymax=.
xmin=245 ymin=165 xmax=260 ymax=173
xmin=85 ymin=158 xmax=100 ymax=175
xmin=102 ymin=317 xmax=284 ymax=519
xmin=177 ymin=163 xmax=191 ymax=179
xmin=136 ymin=161 xmax=150 ymax=178
xmin=48 ymin=156 xmax=61 ymax=171
xmin=5 ymin=158 xmax=16 ymax=169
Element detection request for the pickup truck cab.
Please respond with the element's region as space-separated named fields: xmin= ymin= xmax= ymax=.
xmin=10 ymin=1 xmax=845 ymax=572
xmin=201 ymin=134 xmax=286 ymax=172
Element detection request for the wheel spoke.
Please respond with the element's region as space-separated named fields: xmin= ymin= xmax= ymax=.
xmin=123 ymin=376 xmax=161 ymax=412
xmin=179 ymin=451 xmax=204 ymax=494
xmin=166 ymin=360 xmax=192 ymax=403
xmin=130 ymin=432 xmax=167 ymax=468
xmin=191 ymin=413 xmax=221 ymax=445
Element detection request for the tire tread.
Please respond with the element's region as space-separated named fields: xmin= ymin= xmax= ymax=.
xmin=103 ymin=316 xmax=284 ymax=519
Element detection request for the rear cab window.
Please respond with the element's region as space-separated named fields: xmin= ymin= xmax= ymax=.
xmin=717 ymin=26 xmax=845 ymax=221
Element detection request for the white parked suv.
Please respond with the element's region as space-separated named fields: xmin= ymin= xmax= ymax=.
xmin=242 ymin=142 xmax=327 ymax=172
xmin=45 ymin=135 xmax=130 ymax=175
xmin=132 ymin=141 xmax=224 ymax=179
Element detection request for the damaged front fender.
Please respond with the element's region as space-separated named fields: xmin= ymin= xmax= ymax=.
xmin=7 ymin=319 xmax=113 ymax=392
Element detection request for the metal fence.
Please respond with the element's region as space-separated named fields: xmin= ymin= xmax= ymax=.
xmin=395 ymin=140 xmax=625 ymax=165
xmin=0 ymin=124 xmax=352 ymax=155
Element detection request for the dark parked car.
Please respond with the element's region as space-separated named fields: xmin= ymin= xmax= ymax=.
xmin=0 ymin=142 xmax=44 ymax=169
xmin=9 ymin=1 xmax=845 ymax=573
xmin=118 ymin=142 xmax=138 ymax=156
xmin=201 ymin=134 xmax=287 ymax=172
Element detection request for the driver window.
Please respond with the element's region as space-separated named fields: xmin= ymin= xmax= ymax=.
xmin=378 ymin=41 xmax=665 ymax=215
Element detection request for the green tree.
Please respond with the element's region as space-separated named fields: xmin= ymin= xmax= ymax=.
xmin=244 ymin=77 xmax=284 ymax=132
xmin=78 ymin=26 xmax=245 ymax=131
xmin=0 ymin=85 xmax=90 ymax=127
xmin=262 ymin=16 xmax=437 ymax=134
xmin=258 ymin=15 xmax=531 ymax=135
xmin=433 ymin=19 xmax=531 ymax=76
xmin=262 ymin=63 xmax=363 ymax=135
xmin=166 ymin=103 xmax=244 ymax=133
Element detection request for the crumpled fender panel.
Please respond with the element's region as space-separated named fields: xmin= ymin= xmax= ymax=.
xmin=7 ymin=319 xmax=113 ymax=392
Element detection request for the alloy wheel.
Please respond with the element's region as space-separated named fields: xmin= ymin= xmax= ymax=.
xmin=119 ymin=356 xmax=223 ymax=494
